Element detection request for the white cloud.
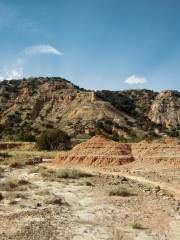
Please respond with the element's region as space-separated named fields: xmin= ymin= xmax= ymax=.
xmin=23 ymin=44 xmax=61 ymax=56
xmin=0 ymin=67 xmax=23 ymax=81
xmin=124 ymin=75 xmax=147 ymax=84
xmin=6 ymin=68 xmax=23 ymax=80
xmin=0 ymin=44 xmax=61 ymax=81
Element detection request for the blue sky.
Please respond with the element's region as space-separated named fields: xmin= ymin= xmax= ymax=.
xmin=0 ymin=0 xmax=179 ymax=90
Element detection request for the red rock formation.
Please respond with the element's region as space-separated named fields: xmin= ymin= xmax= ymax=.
xmin=54 ymin=136 xmax=180 ymax=168
xmin=54 ymin=136 xmax=134 ymax=167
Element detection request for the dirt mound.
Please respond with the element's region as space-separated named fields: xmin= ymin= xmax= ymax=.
xmin=54 ymin=136 xmax=134 ymax=167
xmin=131 ymin=141 xmax=180 ymax=167
xmin=54 ymin=136 xmax=180 ymax=168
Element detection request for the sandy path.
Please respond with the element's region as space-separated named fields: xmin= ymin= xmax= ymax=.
xmin=85 ymin=167 xmax=180 ymax=201
xmin=111 ymin=173 xmax=180 ymax=200
xmin=1 ymin=166 xmax=180 ymax=239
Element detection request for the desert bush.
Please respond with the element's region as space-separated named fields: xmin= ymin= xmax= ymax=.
xmin=0 ymin=152 xmax=11 ymax=158
xmin=36 ymin=129 xmax=71 ymax=151
xmin=9 ymin=157 xmax=42 ymax=168
xmin=0 ymin=178 xmax=30 ymax=191
xmin=131 ymin=222 xmax=144 ymax=230
xmin=168 ymin=129 xmax=179 ymax=137
xmin=9 ymin=160 xmax=23 ymax=168
xmin=54 ymin=168 xmax=92 ymax=179
xmin=0 ymin=192 xmax=4 ymax=201
xmin=29 ymin=166 xmax=47 ymax=174
xmin=144 ymin=131 xmax=160 ymax=141
xmin=16 ymin=133 xmax=36 ymax=142
xmin=0 ymin=167 xmax=4 ymax=177
xmin=45 ymin=196 xmax=64 ymax=205
xmin=7 ymin=192 xmax=28 ymax=200
xmin=35 ymin=167 xmax=92 ymax=181
xmin=108 ymin=186 xmax=132 ymax=196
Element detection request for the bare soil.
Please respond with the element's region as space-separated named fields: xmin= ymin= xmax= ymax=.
xmin=0 ymin=161 xmax=180 ymax=240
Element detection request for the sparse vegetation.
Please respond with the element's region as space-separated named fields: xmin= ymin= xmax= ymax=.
xmin=108 ymin=186 xmax=132 ymax=197
xmin=45 ymin=196 xmax=64 ymax=205
xmin=0 ymin=152 xmax=11 ymax=158
xmin=0 ymin=149 xmax=58 ymax=167
xmin=29 ymin=165 xmax=47 ymax=174
xmin=0 ymin=166 xmax=4 ymax=177
xmin=9 ymin=157 xmax=42 ymax=168
xmin=30 ymin=167 xmax=92 ymax=181
xmin=52 ymin=168 xmax=92 ymax=179
xmin=0 ymin=178 xmax=30 ymax=191
xmin=0 ymin=192 xmax=4 ymax=201
xmin=0 ymin=78 xmax=179 ymax=140
xmin=7 ymin=192 xmax=28 ymax=200
xmin=131 ymin=222 xmax=145 ymax=230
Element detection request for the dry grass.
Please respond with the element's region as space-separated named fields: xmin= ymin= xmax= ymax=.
xmin=131 ymin=222 xmax=145 ymax=230
xmin=108 ymin=186 xmax=132 ymax=197
xmin=30 ymin=166 xmax=92 ymax=181
xmin=45 ymin=196 xmax=64 ymax=205
xmin=28 ymin=166 xmax=47 ymax=174
xmin=7 ymin=192 xmax=29 ymax=200
xmin=0 ymin=166 xmax=4 ymax=177
xmin=0 ymin=178 xmax=30 ymax=191
xmin=52 ymin=168 xmax=92 ymax=179
xmin=0 ymin=149 xmax=59 ymax=167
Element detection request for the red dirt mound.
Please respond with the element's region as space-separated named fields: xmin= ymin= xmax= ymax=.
xmin=54 ymin=136 xmax=180 ymax=168
xmin=131 ymin=141 xmax=180 ymax=167
xmin=54 ymin=136 xmax=134 ymax=167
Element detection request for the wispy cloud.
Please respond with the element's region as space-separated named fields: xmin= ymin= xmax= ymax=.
xmin=23 ymin=44 xmax=61 ymax=56
xmin=0 ymin=44 xmax=61 ymax=81
xmin=124 ymin=75 xmax=147 ymax=84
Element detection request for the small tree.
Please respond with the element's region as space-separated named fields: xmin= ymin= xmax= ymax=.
xmin=36 ymin=129 xmax=71 ymax=151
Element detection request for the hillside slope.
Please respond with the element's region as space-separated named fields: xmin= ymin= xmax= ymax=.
xmin=0 ymin=77 xmax=179 ymax=140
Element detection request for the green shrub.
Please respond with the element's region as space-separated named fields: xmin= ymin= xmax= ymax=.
xmin=144 ymin=131 xmax=160 ymax=141
xmin=16 ymin=133 xmax=36 ymax=142
xmin=36 ymin=129 xmax=71 ymax=151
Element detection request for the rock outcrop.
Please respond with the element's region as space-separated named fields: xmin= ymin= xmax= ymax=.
xmin=148 ymin=91 xmax=180 ymax=128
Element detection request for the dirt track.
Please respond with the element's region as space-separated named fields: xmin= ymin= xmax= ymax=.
xmin=0 ymin=163 xmax=180 ymax=240
xmin=107 ymin=172 xmax=180 ymax=201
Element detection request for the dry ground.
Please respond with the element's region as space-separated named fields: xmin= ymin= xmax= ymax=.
xmin=0 ymin=144 xmax=180 ymax=240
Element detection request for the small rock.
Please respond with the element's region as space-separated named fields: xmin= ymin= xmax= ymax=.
xmin=85 ymin=181 xmax=93 ymax=186
xmin=158 ymin=191 xmax=166 ymax=196
xmin=154 ymin=186 xmax=161 ymax=193
xmin=0 ymin=193 xmax=4 ymax=201
xmin=45 ymin=197 xmax=64 ymax=206
xmin=163 ymin=196 xmax=170 ymax=200
xmin=143 ymin=188 xmax=151 ymax=192
xmin=28 ymin=157 xmax=43 ymax=165
xmin=36 ymin=203 xmax=42 ymax=207
xmin=121 ymin=177 xmax=128 ymax=182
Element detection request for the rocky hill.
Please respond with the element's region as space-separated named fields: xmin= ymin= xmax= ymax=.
xmin=0 ymin=77 xmax=179 ymax=141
